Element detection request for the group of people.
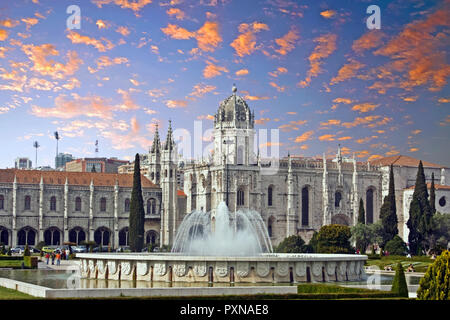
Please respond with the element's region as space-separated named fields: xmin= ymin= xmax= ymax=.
xmin=44 ymin=248 xmax=70 ymax=266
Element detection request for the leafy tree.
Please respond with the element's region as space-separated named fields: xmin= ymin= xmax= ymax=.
xmin=351 ymin=221 xmax=383 ymax=253
xmin=129 ymin=153 xmax=145 ymax=252
xmin=407 ymin=161 xmax=434 ymax=255
xmin=314 ymin=224 xmax=353 ymax=254
xmin=391 ymin=262 xmax=408 ymax=298
xmin=385 ymin=235 xmax=408 ymax=256
xmin=380 ymin=165 xmax=398 ymax=247
xmin=417 ymin=250 xmax=450 ymax=300
xmin=275 ymin=235 xmax=308 ymax=253
xmin=430 ymin=212 xmax=450 ymax=253
xmin=357 ymin=198 xmax=365 ymax=224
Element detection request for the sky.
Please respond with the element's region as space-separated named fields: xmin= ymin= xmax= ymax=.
xmin=0 ymin=0 xmax=449 ymax=168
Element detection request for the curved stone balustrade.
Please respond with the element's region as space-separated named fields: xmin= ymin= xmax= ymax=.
xmin=76 ymin=253 xmax=367 ymax=284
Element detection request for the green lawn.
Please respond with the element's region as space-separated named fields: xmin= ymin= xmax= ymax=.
xmin=365 ymin=255 xmax=432 ymax=272
xmin=0 ymin=260 xmax=23 ymax=268
xmin=0 ymin=286 xmax=37 ymax=300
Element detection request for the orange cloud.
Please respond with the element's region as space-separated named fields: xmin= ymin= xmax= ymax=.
xmin=352 ymin=30 xmax=384 ymax=54
xmin=116 ymin=26 xmax=130 ymax=36
xmin=166 ymin=99 xmax=188 ymax=108
xmin=21 ymin=17 xmax=39 ymax=30
xmin=162 ymin=21 xmax=222 ymax=52
xmin=320 ymin=10 xmax=336 ymax=18
xmin=92 ymin=0 xmax=152 ymax=15
xmin=330 ymin=58 xmax=365 ymax=85
xmin=230 ymin=22 xmax=269 ymax=57
xmin=352 ymin=103 xmax=379 ymax=113
xmin=333 ymin=98 xmax=353 ymax=104
xmin=294 ymin=130 xmax=314 ymax=143
xmin=338 ymin=136 xmax=352 ymax=141
xmin=438 ymin=97 xmax=450 ymax=103
xmin=269 ymin=81 xmax=285 ymax=92
xmin=0 ymin=19 xmax=20 ymax=28
xmin=195 ymin=21 xmax=222 ymax=52
xmin=88 ymin=56 xmax=128 ymax=73
xmin=0 ymin=29 xmax=7 ymax=41
xmin=373 ymin=6 xmax=450 ymax=92
xmin=31 ymin=94 xmax=114 ymax=119
xmin=274 ymin=27 xmax=299 ymax=55
xmin=318 ymin=134 xmax=336 ymax=141
xmin=189 ymin=83 xmax=216 ymax=98
xmin=203 ymin=61 xmax=228 ymax=78
xmin=320 ymin=119 xmax=341 ymax=126
xmin=166 ymin=8 xmax=185 ymax=20
xmin=244 ymin=95 xmax=270 ymax=101
xmin=96 ymin=20 xmax=110 ymax=29
xmin=21 ymin=44 xmax=83 ymax=79
xmin=298 ymin=33 xmax=337 ymax=87
xmin=341 ymin=115 xmax=392 ymax=128
xmin=235 ymin=69 xmax=249 ymax=76
xmin=67 ymin=31 xmax=115 ymax=52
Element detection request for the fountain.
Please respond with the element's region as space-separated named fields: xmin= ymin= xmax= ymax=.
xmin=77 ymin=202 xmax=367 ymax=284
xmin=171 ymin=202 xmax=272 ymax=256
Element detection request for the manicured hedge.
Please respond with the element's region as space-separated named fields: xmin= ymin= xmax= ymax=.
xmin=23 ymin=256 xmax=38 ymax=269
xmin=0 ymin=256 xmax=23 ymax=261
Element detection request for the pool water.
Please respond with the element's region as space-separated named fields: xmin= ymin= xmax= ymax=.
xmin=0 ymin=269 xmax=423 ymax=289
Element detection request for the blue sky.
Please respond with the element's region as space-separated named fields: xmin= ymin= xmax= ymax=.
xmin=0 ymin=0 xmax=449 ymax=168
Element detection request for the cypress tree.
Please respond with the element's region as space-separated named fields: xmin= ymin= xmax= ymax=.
xmin=129 ymin=153 xmax=145 ymax=252
xmin=358 ymin=198 xmax=365 ymax=224
xmin=391 ymin=262 xmax=409 ymax=298
xmin=380 ymin=164 xmax=398 ymax=246
xmin=407 ymin=161 xmax=433 ymax=255
xmin=430 ymin=173 xmax=436 ymax=214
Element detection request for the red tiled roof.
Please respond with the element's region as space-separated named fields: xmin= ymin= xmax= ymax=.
xmin=370 ymin=155 xmax=443 ymax=168
xmin=405 ymin=183 xmax=450 ymax=191
xmin=0 ymin=169 xmax=158 ymax=188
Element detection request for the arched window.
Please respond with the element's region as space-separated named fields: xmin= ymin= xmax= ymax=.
xmin=17 ymin=227 xmax=36 ymax=246
xmin=268 ymin=186 xmax=273 ymax=206
xmin=0 ymin=226 xmax=9 ymax=245
xmin=302 ymin=187 xmax=309 ymax=226
xmin=0 ymin=195 xmax=4 ymax=210
xmin=268 ymin=217 xmax=275 ymax=238
xmin=147 ymin=198 xmax=156 ymax=215
xmin=50 ymin=196 xmax=56 ymax=211
xmin=366 ymin=188 xmax=374 ymax=224
xmin=69 ymin=227 xmax=86 ymax=245
xmin=237 ymin=188 xmax=244 ymax=206
xmin=24 ymin=196 xmax=31 ymax=210
xmin=44 ymin=227 xmax=61 ymax=245
xmin=124 ymin=198 xmax=130 ymax=212
xmin=100 ymin=198 xmax=107 ymax=212
xmin=75 ymin=197 xmax=82 ymax=211
xmin=146 ymin=230 xmax=159 ymax=245
xmin=119 ymin=227 xmax=129 ymax=246
xmin=335 ymin=191 xmax=342 ymax=208
xmin=94 ymin=227 xmax=110 ymax=246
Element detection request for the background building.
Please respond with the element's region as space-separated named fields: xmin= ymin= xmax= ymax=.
xmin=14 ymin=158 xmax=32 ymax=169
xmin=55 ymin=153 xmax=74 ymax=170
xmin=65 ymin=157 xmax=129 ymax=173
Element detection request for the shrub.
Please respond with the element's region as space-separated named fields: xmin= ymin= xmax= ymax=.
xmin=275 ymin=235 xmax=307 ymax=253
xmin=314 ymin=224 xmax=353 ymax=254
xmin=391 ymin=262 xmax=408 ymax=297
xmin=7 ymin=247 xmax=11 ymax=256
xmin=24 ymin=244 xmax=30 ymax=256
xmin=385 ymin=235 xmax=408 ymax=256
xmin=23 ymin=256 xmax=38 ymax=269
xmin=417 ymin=250 xmax=450 ymax=300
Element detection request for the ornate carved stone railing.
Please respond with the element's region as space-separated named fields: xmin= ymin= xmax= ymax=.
xmin=76 ymin=253 xmax=367 ymax=284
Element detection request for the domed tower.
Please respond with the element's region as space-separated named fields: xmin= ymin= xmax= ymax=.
xmin=213 ymin=85 xmax=256 ymax=165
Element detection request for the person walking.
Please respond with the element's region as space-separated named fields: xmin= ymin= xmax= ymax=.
xmin=51 ymin=252 xmax=55 ymax=265
xmin=56 ymin=252 xmax=61 ymax=266
xmin=45 ymin=252 xmax=50 ymax=265
xmin=65 ymin=248 xmax=70 ymax=260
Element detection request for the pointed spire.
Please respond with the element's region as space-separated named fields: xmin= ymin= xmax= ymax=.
xmin=151 ymin=123 xmax=161 ymax=153
xmin=232 ymin=83 xmax=237 ymax=95
xmin=165 ymin=120 xmax=174 ymax=151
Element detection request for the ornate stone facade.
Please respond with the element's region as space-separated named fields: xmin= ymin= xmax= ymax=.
xmin=0 ymin=170 xmax=162 ymax=248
